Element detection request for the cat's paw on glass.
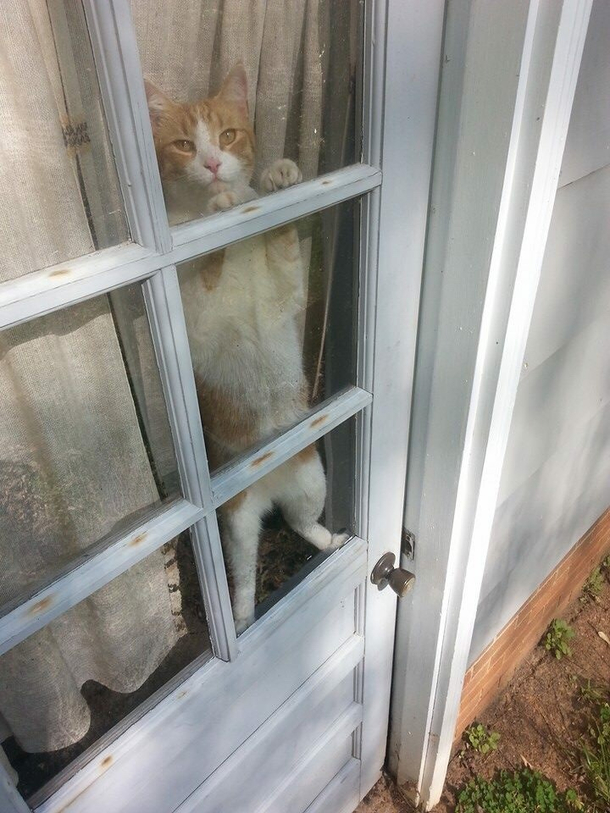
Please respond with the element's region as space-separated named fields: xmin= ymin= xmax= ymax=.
xmin=207 ymin=187 xmax=257 ymax=214
xmin=260 ymin=159 xmax=303 ymax=194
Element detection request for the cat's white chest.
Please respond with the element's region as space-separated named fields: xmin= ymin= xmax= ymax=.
xmin=180 ymin=236 xmax=305 ymax=424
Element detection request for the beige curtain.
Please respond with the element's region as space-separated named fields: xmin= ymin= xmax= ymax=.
xmin=130 ymin=0 xmax=355 ymax=182
xmin=0 ymin=0 xmax=182 ymax=764
xmin=0 ymin=0 xmax=355 ymax=787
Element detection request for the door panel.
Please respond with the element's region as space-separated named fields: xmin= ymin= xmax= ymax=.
xmin=261 ymin=723 xmax=358 ymax=813
xmin=179 ymin=673 xmax=356 ymax=812
xmin=37 ymin=540 xmax=365 ymax=813
xmin=0 ymin=0 xmax=432 ymax=810
xmin=304 ymin=759 xmax=361 ymax=813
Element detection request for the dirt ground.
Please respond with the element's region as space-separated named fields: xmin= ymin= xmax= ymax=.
xmin=433 ymin=566 xmax=610 ymax=812
xmin=358 ymin=562 xmax=610 ymax=813
xmin=356 ymin=773 xmax=412 ymax=812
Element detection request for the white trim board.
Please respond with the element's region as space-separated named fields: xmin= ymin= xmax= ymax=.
xmin=388 ymin=0 xmax=593 ymax=808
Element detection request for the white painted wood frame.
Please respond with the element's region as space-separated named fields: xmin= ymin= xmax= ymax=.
xmin=388 ymin=0 xmax=593 ymax=808
xmin=357 ymin=0 xmax=446 ymax=797
xmin=0 ymin=499 xmax=202 ymax=656
xmin=0 ymin=0 xmax=444 ymax=809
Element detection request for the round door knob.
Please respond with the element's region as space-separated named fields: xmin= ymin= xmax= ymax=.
xmin=370 ymin=552 xmax=416 ymax=598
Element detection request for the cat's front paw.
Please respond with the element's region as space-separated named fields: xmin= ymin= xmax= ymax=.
xmin=260 ymin=159 xmax=302 ymax=193
xmin=207 ymin=190 xmax=241 ymax=213
xmin=207 ymin=187 xmax=257 ymax=214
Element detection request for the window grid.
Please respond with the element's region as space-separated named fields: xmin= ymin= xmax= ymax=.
xmin=0 ymin=499 xmax=201 ymax=658
xmin=0 ymin=0 xmax=422 ymax=807
xmin=0 ymin=0 xmax=377 ymax=666
xmin=142 ymin=266 xmax=236 ymax=657
xmin=0 ymin=168 xmax=380 ymax=332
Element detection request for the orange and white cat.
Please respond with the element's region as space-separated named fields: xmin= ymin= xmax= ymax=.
xmin=146 ymin=65 xmax=346 ymax=632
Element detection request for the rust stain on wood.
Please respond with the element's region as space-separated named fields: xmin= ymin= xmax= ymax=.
xmin=49 ymin=268 xmax=70 ymax=277
xmin=177 ymin=690 xmax=188 ymax=699
xmin=242 ymin=205 xmax=260 ymax=213
xmin=57 ymin=755 xmax=113 ymax=811
xmin=129 ymin=532 xmax=147 ymax=547
xmin=251 ymin=451 xmax=274 ymax=467
xmin=28 ymin=596 xmax=54 ymax=616
xmin=310 ymin=414 xmax=328 ymax=428
xmin=321 ymin=180 xmax=332 ymax=186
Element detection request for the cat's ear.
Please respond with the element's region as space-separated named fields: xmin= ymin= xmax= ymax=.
xmin=144 ymin=79 xmax=176 ymax=128
xmin=218 ymin=64 xmax=249 ymax=116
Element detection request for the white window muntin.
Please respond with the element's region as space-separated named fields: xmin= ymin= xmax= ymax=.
xmin=0 ymin=0 xmax=381 ymax=671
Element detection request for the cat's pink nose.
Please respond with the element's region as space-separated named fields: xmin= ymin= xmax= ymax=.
xmin=205 ymin=158 xmax=221 ymax=176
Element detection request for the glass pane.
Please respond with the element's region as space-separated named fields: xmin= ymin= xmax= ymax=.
xmin=177 ymin=199 xmax=358 ymax=471
xmin=220 ymin=418 xmax=355 ymax=633
xmin=131 ymin=0 xmax=361 ymax=224
xmin=0 ymin=2 xmax=129 ymax=281
xmin=0 ymin=529 xmax=210 ymax=802
xmin=0 ymin=284 xmax=180 ymax=609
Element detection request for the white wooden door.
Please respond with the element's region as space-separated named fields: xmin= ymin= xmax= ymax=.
xmin=0 ymin=2 xmax=440 ymax=812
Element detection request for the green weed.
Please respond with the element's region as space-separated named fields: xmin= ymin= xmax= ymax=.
xmin=577 ymin=680 xmax=607 ymax=706
xmin=579 ymin=701 xmax=610 ymax=811
xmin=581 ymin=568 xmax=605 ymax=603
xmin=456 ymin=768 xmax=584 ymax=812
xmin=544 ymin=619 xmax=575 ymax=660
xmin=464 ymin=722 xmax=501 ymax=755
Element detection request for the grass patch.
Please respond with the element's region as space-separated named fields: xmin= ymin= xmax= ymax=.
xmin=581 ymin=568 xmax=605 ymax=603
xmin=578 ymin=699 xmax=610 ymax=811
xmin=456 ymin=768 xmax=584 ymax=812
xmin=447 ymin=556 xmax=610 ymax=813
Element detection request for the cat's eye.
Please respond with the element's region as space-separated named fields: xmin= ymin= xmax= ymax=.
xmin=219 ymin=129 xmax=236 ymax=146
xmin=173 ymin=139 xmax=195 ymax=153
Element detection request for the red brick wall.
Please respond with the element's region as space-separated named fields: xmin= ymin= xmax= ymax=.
xmin=455 ymin=507 xmax=610 ymax=739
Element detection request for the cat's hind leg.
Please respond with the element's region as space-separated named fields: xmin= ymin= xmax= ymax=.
xmin=274 ymin=445 xmax=348 ymax=552
xmin=221 ymin=488 xmax=272 ymax=633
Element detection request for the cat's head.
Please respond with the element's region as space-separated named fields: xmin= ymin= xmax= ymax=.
xmin=145 ymin=65 xmax=255 ymax=190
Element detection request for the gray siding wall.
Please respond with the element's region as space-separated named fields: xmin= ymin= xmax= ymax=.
xmin=469 ymin=0 xmax=610 ymax=663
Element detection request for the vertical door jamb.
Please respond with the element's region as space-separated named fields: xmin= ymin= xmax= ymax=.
xmin=388 ymin=1 xmax=593 ymax=808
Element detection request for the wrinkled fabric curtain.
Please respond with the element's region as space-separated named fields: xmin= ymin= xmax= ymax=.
xmin=0 ymin=0 xmax=354 ymax=783
xmin=0 ymin=0 xmax=181 ymax=765
xmin=130 ymin=0 xmax=356 ymax=183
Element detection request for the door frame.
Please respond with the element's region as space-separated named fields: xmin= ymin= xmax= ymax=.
xmin=388 ymin=0 xmax=593 ymax=808
xmin=0 ymin=0 xmax=444 ymax=810
xmin=357 ymin=0 xmax=445 ymax=796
